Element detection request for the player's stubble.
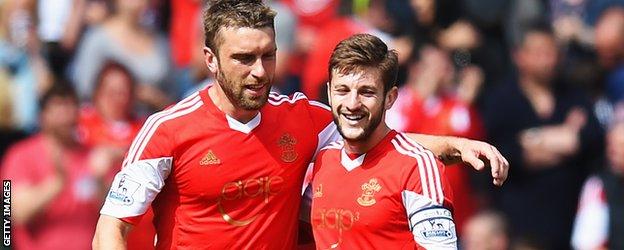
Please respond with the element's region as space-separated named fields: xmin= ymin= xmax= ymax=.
xmin=332 ymin=95 xmax=386 ymax=142
xmin=216 ymin=63 xmax=272 ymax=111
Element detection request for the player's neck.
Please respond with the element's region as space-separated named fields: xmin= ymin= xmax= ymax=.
xmin=208 ymin=84 xmax=259 ymax=123
xmin=344 ymin=125 xmax=391 ymax=155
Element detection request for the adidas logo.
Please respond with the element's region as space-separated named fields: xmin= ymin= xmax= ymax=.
xmin=200 ymin=150 xmax=221 ymax=165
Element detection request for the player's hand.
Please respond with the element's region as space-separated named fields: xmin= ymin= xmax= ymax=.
xmin=449 ymin=138 xmax=509 ymax=186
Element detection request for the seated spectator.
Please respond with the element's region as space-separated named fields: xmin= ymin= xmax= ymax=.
xmin=1 ymin=83 xmax=115 ymax=249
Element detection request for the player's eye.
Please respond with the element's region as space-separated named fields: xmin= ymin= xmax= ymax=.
xmin=360 ymin=89 xmax=377 ymax=97
xmin=333 ymin=88 xmax=349 ymax=95
xmin=263 ymin=53 xmax=276 ymax=60
xmin=233 ymin=54 xmax=255 ymax=64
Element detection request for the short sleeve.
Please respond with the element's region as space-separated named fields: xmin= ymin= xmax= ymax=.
xmin=393 ymin=133 xmax=457 ymax=248
xmin=100 ymin=106 xmax=180 ymax=224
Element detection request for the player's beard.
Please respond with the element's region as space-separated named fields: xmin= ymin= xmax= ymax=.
xmin=216 ymin=68 xmax=270 ymax=111
xmin=333 ymin=97 xmax=385 ymax=142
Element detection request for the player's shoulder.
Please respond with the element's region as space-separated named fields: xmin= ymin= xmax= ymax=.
xmin=147 ymin=91 xmax=205 ymax=128
xmin=267 ymin=91 xmax=330 ymax=111
xmin=387 ymin=132 xmax=438 ymax=164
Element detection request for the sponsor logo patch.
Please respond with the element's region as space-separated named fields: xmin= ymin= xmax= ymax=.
xmin=200 ymin=150 xmax=221 ymax=165
xmin=410 ymin=207 xmax=456 ymax=243
xmin=107 ymin=174 xmax=141 ymax=206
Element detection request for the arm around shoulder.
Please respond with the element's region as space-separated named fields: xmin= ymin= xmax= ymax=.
xmin=404 ymin=133 xmax=509 ymax=186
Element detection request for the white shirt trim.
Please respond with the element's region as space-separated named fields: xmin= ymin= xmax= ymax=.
xmin=340 ymin=149 xmax=366 ymax=171
xmin=225 ymin=113 xmax=261 ymax=134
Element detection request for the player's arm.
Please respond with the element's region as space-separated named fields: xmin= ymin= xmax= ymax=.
xmin=399 ymin=145 xmax=457 ymax=249
xmin=405 ymin=134 xmax=509 ymax=186
xmin=92 ymin=105 xmax=178 ymax=247
xmin=93 ymin=215 xmax=133 ymax=250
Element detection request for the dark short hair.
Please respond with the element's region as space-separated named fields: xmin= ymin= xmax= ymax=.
xmin=203 ymin=0 xmax=276 ymax=53
xmin=39 ymin=82 xmax=78 ymax=111
xmin=516 ymin=22 xmax=555 ymax=49
xmin=328 ymin=33 xmax=399 ymax=93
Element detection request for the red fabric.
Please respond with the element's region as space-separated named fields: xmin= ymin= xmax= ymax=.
xmin=1 ymin=135 xmax=98 ymax=250
xmin=311 ymin=131 xmax=454 ymax=249
xmin=104 ymin=88 xmax=334 ymax=249
xmin=282 ymin=0 xmax=339 ymax=28
xmin=77 ymin=105 xmax=143 ymax=148
xmin=301 ymin=18 xmax=368 ymax=100
xmin=170 ymin=0 xmax=201 ymax=67
xmin=389 ymin=87 xmax=484 ymax=235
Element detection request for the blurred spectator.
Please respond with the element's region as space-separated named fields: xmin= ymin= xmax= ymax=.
xmin=0 ymin=83 xmax=114 ymax=249
xmin=482 ymin=24 xmax=604 ymax=249
xmin=387 ymin=45 xmax=484 ymax=235
xmin=506 ymin=0 xmax=548 ymax=49
xmin=37 ymin=0 xmax=93 ymax=77
xmin=71 ymin=0 xmax=172 ymax=111
xmin=594 ymin=6 xmax=624 ymax=104
xmin=300 ymin=0 xmax=406 ymax=101
xmin=77 ymin=61 xmax=142 ymax=150
xmin=76 ymin=60 xmax=155 ymax=250
xmin=462 ymin=210 xmax=509 ymax=250
xmin=270 ymin=0 xmax=298 ymax=93
xmin=0 ymin=67 xmax=27 ymax=158
xmin=571 ymin=103 xmax=624 ymax=250
xmin=280 ymin=0 xmax=340 ymax=97
xmin=0 ymin=0 xmax=53 ymax=131
xmin=548 ymin=0 xmax=595 ymax=46
xmin=169 ymin=0 xmax=210 ymax=98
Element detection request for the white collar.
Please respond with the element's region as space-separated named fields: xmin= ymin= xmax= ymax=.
xmin=340 ymin=149 xmax=366 ymax=172
xmin=225 ymin=112 xmax=261 ymax=134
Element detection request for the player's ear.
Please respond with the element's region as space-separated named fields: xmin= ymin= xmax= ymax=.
xmin=384 ymin=86 xmax=398 ymax=110
xmin=326 ymin=81 xmax=332 ymax=106
xmin=204 ymin=47 xmax=218 ymax=74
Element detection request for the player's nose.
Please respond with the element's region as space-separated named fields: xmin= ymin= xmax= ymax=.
xmin=251 ymin=58 xmax=267 ymax=79
xmin=343 ymin=91 xmax=362 ymax=110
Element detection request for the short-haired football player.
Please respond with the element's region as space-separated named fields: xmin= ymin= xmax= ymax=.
xmin=311 ymin=34 xmax=457 ymax=249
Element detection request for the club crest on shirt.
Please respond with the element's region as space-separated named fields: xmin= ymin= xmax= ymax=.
xmin=278 ymin=133 xmax=298 ymax=163
xmin=357 ymin=178 xmax=382 ymax=207
xmin=314 ymin=184 xmax=323 ymax=198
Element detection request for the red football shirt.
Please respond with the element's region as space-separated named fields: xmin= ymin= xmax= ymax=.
xmin=311 ymin=131 xmax=457 ymax=249
xmin=100 ymin=86 xmax=340 ymax=249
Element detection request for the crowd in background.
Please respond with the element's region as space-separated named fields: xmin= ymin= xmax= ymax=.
xmin=0 ymin=0 xmax=623 ymax=249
